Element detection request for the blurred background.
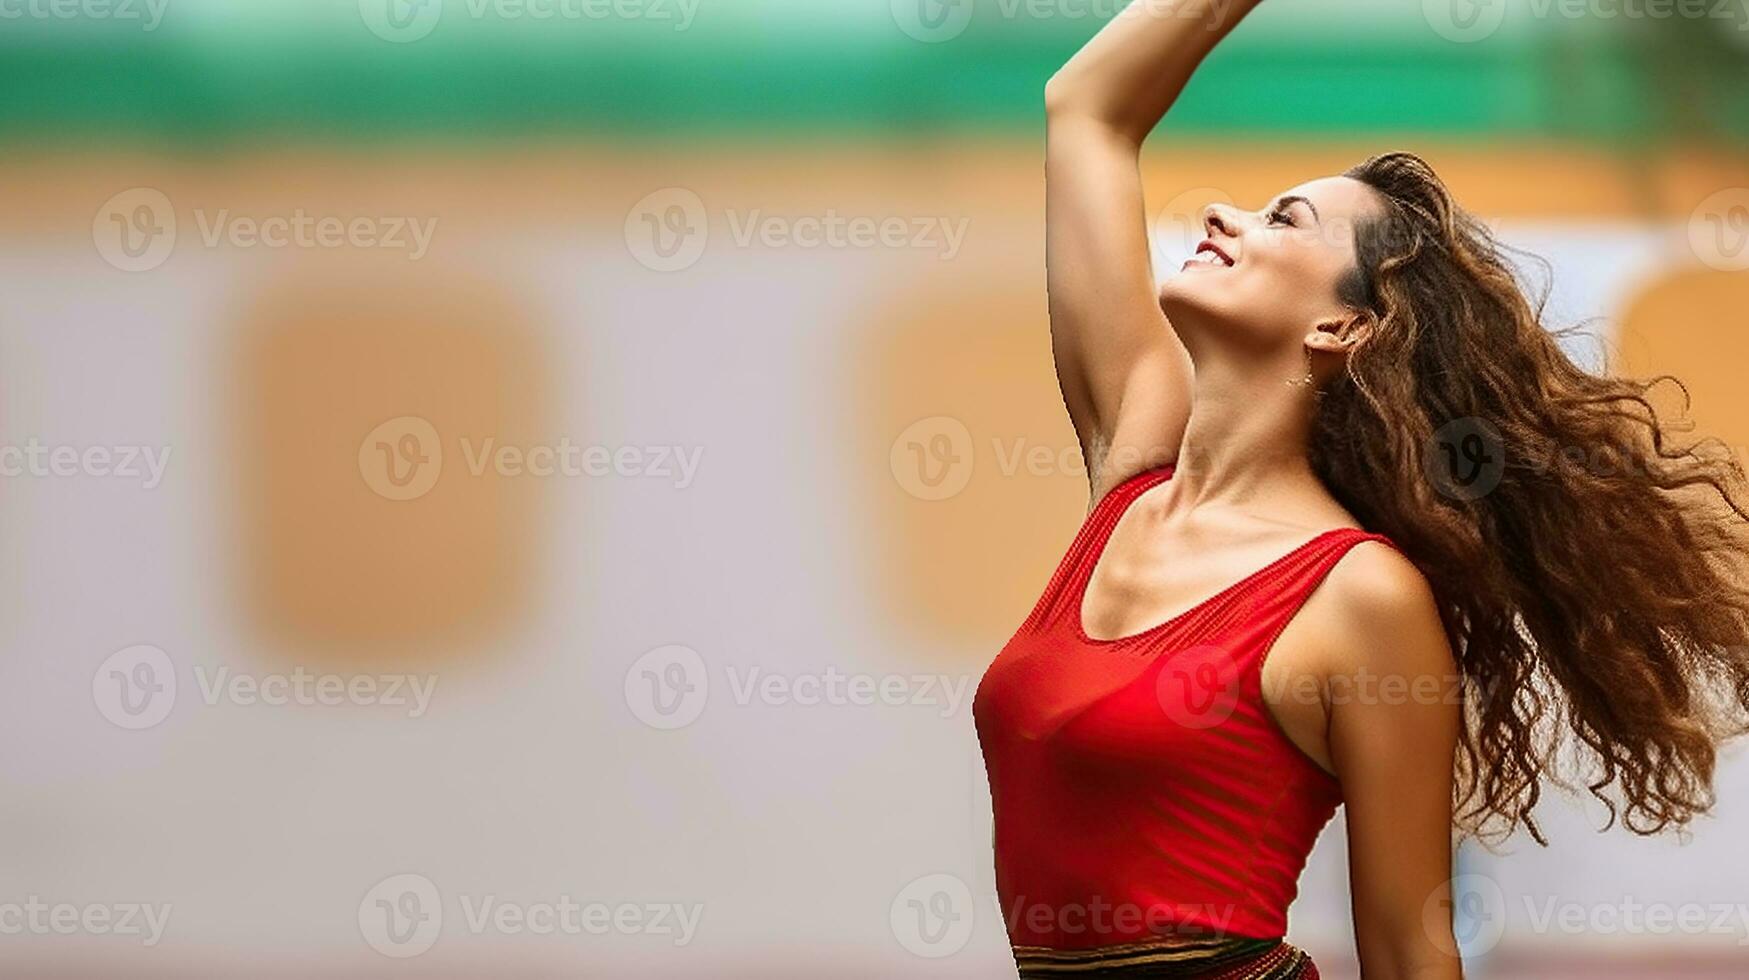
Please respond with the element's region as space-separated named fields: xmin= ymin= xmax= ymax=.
xmin=2 ymin=0 xmax=1747 ymax=976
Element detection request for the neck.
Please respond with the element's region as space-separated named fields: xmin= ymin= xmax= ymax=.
xmin=1171 ymin=353 xmax=1323 ymax=511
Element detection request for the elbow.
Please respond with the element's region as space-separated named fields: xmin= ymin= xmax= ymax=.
xmin=1042 ymin=71 xmax=1078 ymax=119
xmin=1043 ymin=67 xmax=1107 ymax=122
xmin=1043 ymin=72 xmax=1139 ymax=145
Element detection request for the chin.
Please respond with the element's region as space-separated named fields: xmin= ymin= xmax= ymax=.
xmin=1159 ymin=281 xmax=1275 ymax=357
xmin=1158 ymin=276 xmax=1214 ymax=321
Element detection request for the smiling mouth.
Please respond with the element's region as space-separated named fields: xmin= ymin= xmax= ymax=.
xmin=1183 ymin=239 xmax=1236 ymax=269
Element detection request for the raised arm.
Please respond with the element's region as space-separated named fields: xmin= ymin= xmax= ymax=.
xmin=1044 ymin=0 xmax=1264 ymax=500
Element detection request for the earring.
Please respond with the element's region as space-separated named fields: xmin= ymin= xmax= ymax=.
xmin=1286 ymin=347 xmax=1316 ymax=389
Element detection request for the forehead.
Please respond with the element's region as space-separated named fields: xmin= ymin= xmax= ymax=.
xmin=1272 ymin=175 xmax=1379 ymax=222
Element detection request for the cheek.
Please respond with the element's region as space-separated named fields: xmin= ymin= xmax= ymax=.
xmin=1157 ymin=243 xmax=1350 ymax=331
xmin=1264 ymin=240 xmax=1351 ymax=303
xmin=1159 ymin=260 xmax=1279 ymax=315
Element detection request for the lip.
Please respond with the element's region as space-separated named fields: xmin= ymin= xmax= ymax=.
xmin=1182 ymin=238 xmax=1236 ymax=270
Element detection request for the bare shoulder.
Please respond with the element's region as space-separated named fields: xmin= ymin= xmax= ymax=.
xmin=1316 ymin=541 xmax=1453 ymax=675
xmin=1324 ymin=541 xmax=1437 ymax=623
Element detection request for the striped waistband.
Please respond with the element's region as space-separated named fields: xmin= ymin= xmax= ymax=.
xmin=1012 ymin=936 xmax=1317 ymax=979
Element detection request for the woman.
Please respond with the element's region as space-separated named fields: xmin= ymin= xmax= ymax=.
xmin=971 ymin=1 xmax=1749 ymax=977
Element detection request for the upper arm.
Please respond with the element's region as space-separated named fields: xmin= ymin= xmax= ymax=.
xmin=1321 ymin=545 xmax=1464 ymax=979
xmin=1045 ymin=113 xmax=1193 ymax=501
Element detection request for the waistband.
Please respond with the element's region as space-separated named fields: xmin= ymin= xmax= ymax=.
xmin=1012 ymin=936 xmax=1318 ymax=979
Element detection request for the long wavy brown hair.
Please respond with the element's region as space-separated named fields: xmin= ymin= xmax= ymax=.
xmin=1311 ymin=151 xmax=1749 ymax=844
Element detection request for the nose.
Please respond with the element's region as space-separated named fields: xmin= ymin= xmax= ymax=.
xmin=1202 ymin=203 xmax=1241 ymax=239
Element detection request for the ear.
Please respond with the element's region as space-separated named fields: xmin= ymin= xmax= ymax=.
xmin=1305 ymin=311 xmax=1374 ymax=356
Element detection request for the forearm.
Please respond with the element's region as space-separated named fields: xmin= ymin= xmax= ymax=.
xmin=1045 ymin=0 xmax=1265 ymax=143
xmin=1360 ymin=953 xmax=1464 ymax=980
xmin=1356 ymin=930 xmax=1464 ymax=980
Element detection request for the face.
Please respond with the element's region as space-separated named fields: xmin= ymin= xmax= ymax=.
xmin=1159 ymin=175 xmax=1382 ymax=362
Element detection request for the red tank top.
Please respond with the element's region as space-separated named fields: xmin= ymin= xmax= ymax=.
xmin=974 ymin=466 xmax=1393 ymax=971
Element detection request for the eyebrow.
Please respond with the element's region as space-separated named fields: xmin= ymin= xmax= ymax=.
xmin=1274 ymin=195 xmax=1320 ymax=222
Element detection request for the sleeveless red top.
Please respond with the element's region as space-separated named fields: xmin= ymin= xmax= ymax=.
xmin=974 ymin=467 xmax=1394 ymax=974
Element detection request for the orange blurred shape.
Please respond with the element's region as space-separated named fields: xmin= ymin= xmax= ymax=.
xmin=234 ymin=259 xmax=548 ymax=663
xmin=859 ymin=265 xmax=1090 ymax=659
xmin=1618 ymin=266 xmax=1749 ymax=563
xmin=1618 ymin=267 xmax=1749 ymax=466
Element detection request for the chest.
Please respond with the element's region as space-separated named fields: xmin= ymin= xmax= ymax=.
xmin=1081 ymin=521 xmax=1315 ymax=643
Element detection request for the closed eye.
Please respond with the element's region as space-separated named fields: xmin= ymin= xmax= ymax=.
xmin=1272 ymin=194 xmax=1320 ymax=225
xmin=1266 ymin=207 xmax=1295 ymax=227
